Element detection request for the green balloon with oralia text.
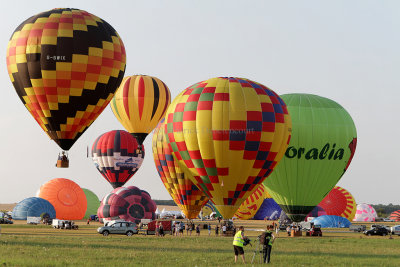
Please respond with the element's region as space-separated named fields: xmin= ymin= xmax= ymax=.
xmin=263 ymin=94 xmax=357 ymax=222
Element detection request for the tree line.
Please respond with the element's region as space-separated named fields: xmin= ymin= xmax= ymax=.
xmin=370 ymin=204 xmax=400 ymax=217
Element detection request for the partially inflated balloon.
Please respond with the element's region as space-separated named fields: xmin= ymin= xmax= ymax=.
xmin=234 ymin=184 xmax=266 ymax=220
xmin=82 ymin=188 xmax=100 ymax=219
xmin=264 ymin=94 xmax=357 ymax=222
xmin=38 ymin=178 xmax=87 ymax=220
xmin=318 ymin=186 xmax=356 ymax=221
xmin=12 ymin=197 xmax=56 ymax=220
xmin=6 ymin=8 xmax=126 ymax=151
xmin=92 ymin=130 xmax=144 ymax=188
xmin=152 ymin=119 xmax=208 ymax=219
xmin=111 ymin=75 xmax=171 ymax=145
xmin=253 ymin=198 xmax=282 ymax=220
xmin=389 ymin=210 xmax=400 ymax=222
xmin=353 ymin=203 xmax=377 ymax=222
xmin=165 ymin=77 xmax=291 ymax=218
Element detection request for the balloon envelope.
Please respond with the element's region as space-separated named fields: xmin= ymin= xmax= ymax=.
xmin=389 ymin=210 xmax=400 ymax=222
xmin=253 ymin=197 xmax=282 ymax=220
xmin=98 ymin=186 xmax=156 ymax=224
xmin=353 ymin=204 xmax=377 ymax=222
xmin=264 ymin=94 xmax=357 ymax=222
xmin=82 ymin=188 xmax=100 ymax=219
xmin=164 ymin=77 xmax=291 ymax=218
xmin=111 ymin=75 xmax=171 ymax=144
xmin=6 ymin=8 xmax=126 ymax=151
xmin=234 ymin=184 xmax=266 ymax=220
xmin=38 ymin=178 xmax=87 ymax=220
xmin=319 ymin=186 xmax=356 ymax=221
xmin=305 ymin=205 xmax=327 ymax=221
xmin=12 ymin=197 xmax=56 ymax=220
xmin=152 ymin=119 xmax=208 ymax=219
xmin=312 ymin=215 xmax=351 ymax=228
xmin=92 ymin=130 xmax=144 ymax=188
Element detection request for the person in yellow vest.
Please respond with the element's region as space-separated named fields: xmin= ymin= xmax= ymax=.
xmin=233 ymin=226 xmax=246 ymax=263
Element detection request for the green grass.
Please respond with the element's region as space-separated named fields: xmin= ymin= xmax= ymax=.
xmin=0 ymin=223 xmax=399 ymax=266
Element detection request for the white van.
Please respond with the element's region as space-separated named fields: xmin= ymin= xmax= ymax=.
xmin=52 ymin=219 xmax=67 ymax=229
xmin=27 ymin=217 xmax=41 ymax=224
xmin=391 ymin=225 xmax=400 ymax=235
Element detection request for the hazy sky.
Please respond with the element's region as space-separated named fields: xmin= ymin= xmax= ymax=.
xmin=1 ymin=0 xmax=398 ymax=205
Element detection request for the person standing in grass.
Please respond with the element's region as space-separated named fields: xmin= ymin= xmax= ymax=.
xmin=208 ymin=223 xmax=212 ymax=236
xmin=215 ymin=225 xmax=219 ymax=236
xmin=232 ymin=226 xmax=246 ymax=264
xmin=262 ymin=225 xmax=276 ymax=263
xmin=196 ymin=224 xmax=200 ymax=236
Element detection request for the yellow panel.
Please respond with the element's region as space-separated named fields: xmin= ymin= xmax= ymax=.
xmin=57 ymin=29 xmax=73 ymax=38
xmin=25 ymin=87 xmax=35 ymax=96
xmin=98 ymin=74 xmax=110 ymax=84
xmin=56 ymin=62 xmax=72 ymax=71
xmin=16 ymin=54 xmax=27 ymax=64
xmin=42 ymin=70 xmax=56 ymax=79
xmin=70 ymin=88 xmax=83 ymax=96
xmin=43 ymin=110 xmax=51 ymax=117
xmin=41 ymin=36 xmax=57 ymax=45
xmin=21 ymin=23 xmax=33 ymax=31
xmin=86 ymin=105 xmax=95 ymax=112
xmin=75 ymin=111 xmax=84 ymax=119
xmin=88 ymin=47 xmax=103 ymax=57
xmin=67 ymin=117 xmax=75 ymax=125
xmin=72 ymin=54 xmax=89 ymax=64
xmin=84 ymin=81 xmax=96 ymax=90
xmin=85 ymin=19 xmax=98 ymax=26
xmin=26 ymin=45 xmax=40 ymax=54
xmin=58 ymin=95 xmax=69 ymax=103
xmin=73 ymin=23 xmax=87 ymax=31
xmin=102 ymin=41 xmax=114 ymax=51
xmin=48 ymin=102 xmax=58 ymax=110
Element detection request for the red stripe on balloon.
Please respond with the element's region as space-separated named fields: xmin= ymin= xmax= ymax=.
xmin=123 ymin=78 xmax=131 ymax=119
xmin=138 ymin=76 xmax=145 ymax=120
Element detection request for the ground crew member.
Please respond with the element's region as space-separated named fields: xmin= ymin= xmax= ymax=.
xmin=233 ymin=226 xmax=246 ymax=263
xmin=262 ymin=225 xmax=276 ymax=263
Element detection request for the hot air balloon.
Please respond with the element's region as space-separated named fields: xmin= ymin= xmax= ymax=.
xmin=318 ymin=186 xmax=356 ymax=221
xmin=6 ymin=8 xmax=126 ymax=166
xmin=38 ymin=178 xmax=87 ymax=220
xmin=311 ymin=215 xmax=351 ymax=228
xmin=202 ymin=201 xmax=222 ymax=218
xmin=92 ymin=130 xmax=144 ymax=188
xmin=111 ymin=75 xmax=171 ymax=145
xmin=82 ymin=188 xmax=100 ymax=219
xmin=152 ymin=119 xmax=208 ymax=219
xmin=389 ymin=210 xmax=400 ymax=222
xmin=12 ymin=197 xmax=56 ymax=220
xmin=234 ymin=184 xmax=266 ymax=220
xmin=253 ymin=198 xmax=282 ymax=220
xmin=353 ymin=203 xmax=377 ymax=222
xmin=164 ymin=77 xmax=291 ymax=218
xmin=97 ymin=186 xmax=157 ymax=224
xmin=305 ymin=206 xmax=327 ymax=221
xmin=263 ymin=94 xmax=357 ymax=222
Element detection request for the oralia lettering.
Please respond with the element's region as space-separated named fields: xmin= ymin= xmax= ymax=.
xmin=285 ymin=143 xmax=344 ymax=160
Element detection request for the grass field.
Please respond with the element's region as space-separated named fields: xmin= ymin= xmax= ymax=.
xmin=0 ymin=221 xmax=399 ymax=266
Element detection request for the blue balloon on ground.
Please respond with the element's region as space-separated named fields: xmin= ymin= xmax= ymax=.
xmin=12 ymin=197 xmax=56 ymax=220
xmin=253 ymin=198 xmax=282 ymax=220
xmin=311 ymin=215 xmax=351 ymax=228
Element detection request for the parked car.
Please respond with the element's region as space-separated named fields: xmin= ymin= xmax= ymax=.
xmin=97 ymin=221 xmax=138 ymax=236
xmin=349 ymin=225 xmax=366 ymax=232
xmin=0 ymin=218 xmax=13 ymax=224
xmin=364 ymin=226 xmax=390 ymax=236
xmin=383 ymin=218 xmax=395 ymax=222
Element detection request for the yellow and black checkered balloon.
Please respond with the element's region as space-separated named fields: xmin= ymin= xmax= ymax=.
xmin=6 ymin=8 xmax=126 ymax=150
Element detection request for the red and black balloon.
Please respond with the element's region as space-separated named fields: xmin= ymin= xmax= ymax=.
xmin=97 ymin=186 xmax=156 ymax=223
xmin=91 ymin=130 xmax=144 ymax=188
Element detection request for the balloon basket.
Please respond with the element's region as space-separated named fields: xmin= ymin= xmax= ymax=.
xmin=56 ymin=159 xmax=69 ymax=168
xmin=290 ymin=229 xmax=302 ymax=237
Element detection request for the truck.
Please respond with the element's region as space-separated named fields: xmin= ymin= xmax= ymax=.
xmin=349 ymin=225 xmax=366 ymax=232
xmin=146 ymin=220 xmax=173 ymax=235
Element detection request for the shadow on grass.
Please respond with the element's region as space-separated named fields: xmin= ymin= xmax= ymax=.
xmin=275 ymin=250 xmax=400 ymax=260
xmin=0 ymin=238 xmax=232 ymax=254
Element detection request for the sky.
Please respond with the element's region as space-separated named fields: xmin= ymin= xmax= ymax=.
xmin=0 ymin=0 xmax=399 ymax=205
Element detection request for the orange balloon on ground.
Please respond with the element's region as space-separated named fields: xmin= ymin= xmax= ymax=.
xmin=38 ymin=178 xmax=87 ymax=220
